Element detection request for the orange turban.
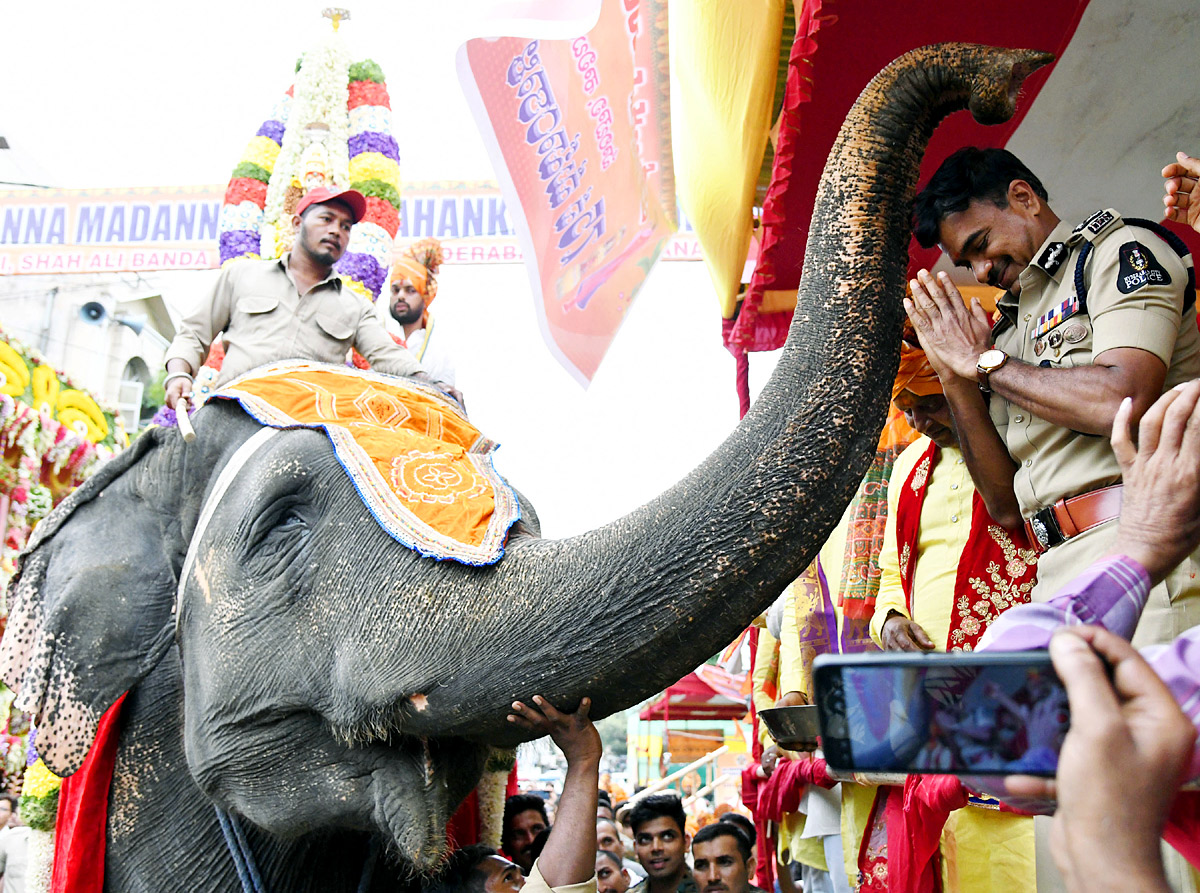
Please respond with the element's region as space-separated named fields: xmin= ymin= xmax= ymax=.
xmin=892 ymin=340 xmax=943 ymax=402
xmin=390 ymin=237 xmax=445 ymax=302
xmin=877 ymin=341 xmax=942 ymax=452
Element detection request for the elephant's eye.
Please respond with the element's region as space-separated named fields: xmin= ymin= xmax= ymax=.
xmin=276 ymin=509 xmax=307 ymax=531
xmin=247 ymin=495 xmax=311 ymax=550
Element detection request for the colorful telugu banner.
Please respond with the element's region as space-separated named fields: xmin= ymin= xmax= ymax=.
xmin=0 ymin=179 xmax=698 ymax=276
xmin=458 ymin=0 xmax=675 ymax=385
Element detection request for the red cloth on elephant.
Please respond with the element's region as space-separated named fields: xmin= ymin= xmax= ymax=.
xmin=447 ymin=792 xmax=481 ymax=849
xmin=52 ymin=694 xmax=125 ymax=893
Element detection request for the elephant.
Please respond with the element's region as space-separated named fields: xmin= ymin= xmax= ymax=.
xmin=0 ymin=42 xmax=1051 ymax=892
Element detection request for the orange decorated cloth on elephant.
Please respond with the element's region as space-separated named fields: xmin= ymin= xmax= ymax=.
xmin=210 ymin=361 xmax=519 ymax=565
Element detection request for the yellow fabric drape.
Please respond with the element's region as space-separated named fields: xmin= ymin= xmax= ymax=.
xmin=671 ymin=0 xmax=786 ymax=317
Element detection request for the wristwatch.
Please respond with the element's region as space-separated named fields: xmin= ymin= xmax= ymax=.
xmin=976 ymin=348 xmax=1009 ymax=392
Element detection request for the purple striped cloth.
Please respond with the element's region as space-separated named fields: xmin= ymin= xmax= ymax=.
xmin=979 ymin=555 xmax=1200 ymax=781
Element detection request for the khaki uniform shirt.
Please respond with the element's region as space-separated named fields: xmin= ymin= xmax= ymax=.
xmin=990 ymin=209 xmax=1200 ymax=644
xmin=525 ymin=862 xmax=598 ymax=893
xmin=165 ymin=255 xmax=426 ymax=385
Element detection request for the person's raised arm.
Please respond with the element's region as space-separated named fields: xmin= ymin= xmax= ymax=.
xmin=1163 ymin=152 xmax=1200 ymax=233
xmin=508 ymin=696 xmax=602 ymax=888
xmin=979 ymin=381 xmax=1200 ymax=650
xmin=1108 ymin=381 xmax=1200 ymax=582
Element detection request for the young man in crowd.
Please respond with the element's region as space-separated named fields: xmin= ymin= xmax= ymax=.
xmin=502 ymin=794 xmax=551 ymax=875
xmin=690 ymin=824 xmax=762 ymax=893
xmin=596 ymin=850 xmax=632 ymax=893
xmin=598 ymin=818 xmax=645 ymax=879
xmin=628 ymin=794 xmax=696 ymax=893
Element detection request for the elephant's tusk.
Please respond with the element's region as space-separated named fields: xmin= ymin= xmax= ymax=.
xmin=177 ymin=397 xmax=196 ymax=443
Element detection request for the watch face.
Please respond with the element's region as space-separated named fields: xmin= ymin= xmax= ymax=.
xmin=979 ymin=349 xmax=1007 ymax=369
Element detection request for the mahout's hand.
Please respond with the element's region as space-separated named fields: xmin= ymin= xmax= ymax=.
xmin=881 ymin=613 xmax=936 ymax=652
xmin=508 ymin=695 xmax=602 ymax=765
xmin=1006 ymin=628 xmax=1194 ymax=892
xmin=411 ymin=372 xmax=465 ymax=412
xmin=1163 ymin=151 xmax=1200 ymax=233
xmin=904 ymin=270 xmax=993 ymax=383
xmin=165 ymin=374 xmax=192 ymax=410
xmin=1110 ymin=380 xmax=1200 ymax=583
xmin=441 ymin=382 xmax=466 ymax=412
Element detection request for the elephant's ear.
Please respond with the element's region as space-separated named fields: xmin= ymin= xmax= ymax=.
xmin=0 ymin=427 xmax=181 ymax=775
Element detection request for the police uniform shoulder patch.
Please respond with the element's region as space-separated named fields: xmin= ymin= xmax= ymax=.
xmin=1117 ymin=241 xmax=1171 ymax=294
xmin=1036 ymin=241 xmax=1068 ymax=276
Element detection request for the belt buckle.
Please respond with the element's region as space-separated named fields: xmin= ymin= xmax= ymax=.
xmin=1030 ymin=507 xmax=1064 ymax=550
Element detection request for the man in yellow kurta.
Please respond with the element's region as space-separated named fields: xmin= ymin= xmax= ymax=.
xmin=870 ymin=341 xmax=1037 ymax=892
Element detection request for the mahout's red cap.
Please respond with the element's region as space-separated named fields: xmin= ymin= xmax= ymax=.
xmin=295 ymin=186 xmax=367 ymax=224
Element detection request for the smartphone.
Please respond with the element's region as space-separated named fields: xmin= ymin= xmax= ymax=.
xmin=812 ymin=651 xmax=1069 ymax=777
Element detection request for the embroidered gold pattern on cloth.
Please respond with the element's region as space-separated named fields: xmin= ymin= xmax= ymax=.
xmin=951 ymin=525 xmax=1038 ymax=650
xmin=209 ymin=361 xmax=519 ymax=565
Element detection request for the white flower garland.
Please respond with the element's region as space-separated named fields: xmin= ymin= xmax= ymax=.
xmin=269 ymin=90 xmax=294 ymax=128
xmin=263 ymin=31 xmax=352 ymax=226
xmin=219 ymin=201 xmax=265 ymax=234
xmin=476 ymin=765 xmax=509 ymax=848
xmin=25 ymin=829 xmax=54 ymax=893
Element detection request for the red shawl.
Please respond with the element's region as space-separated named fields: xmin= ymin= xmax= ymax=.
xmin=896 ymin=441 xmax=1038 ymax=651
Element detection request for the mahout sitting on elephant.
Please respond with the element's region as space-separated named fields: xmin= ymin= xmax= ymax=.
xmin=0 ymin=43 xmax=1051 ymax=892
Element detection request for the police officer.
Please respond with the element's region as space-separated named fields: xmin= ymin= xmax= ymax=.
xmin=904 ymin=147 xmax=1200 ymax=648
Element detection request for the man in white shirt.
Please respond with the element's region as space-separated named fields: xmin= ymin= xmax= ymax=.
xmin=0 ymin=795 xmax=30 ymax=893
xmin=384 ymin=238 xmax=458 ymax=387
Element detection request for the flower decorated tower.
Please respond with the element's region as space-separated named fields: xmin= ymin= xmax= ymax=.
xmin=206 ymin=7 xmax=403 ymax=402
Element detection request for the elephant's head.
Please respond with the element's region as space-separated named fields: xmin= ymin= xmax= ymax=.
xmin=3 ymin=401 xmax=489 ymax=867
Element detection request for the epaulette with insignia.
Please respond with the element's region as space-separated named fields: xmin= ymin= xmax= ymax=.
xmin=1068 ymin=208 xmax=1122 ymax=246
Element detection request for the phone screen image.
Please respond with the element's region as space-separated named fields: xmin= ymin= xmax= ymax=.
xmin=814 ymin=653 xmax=1069 ymax=776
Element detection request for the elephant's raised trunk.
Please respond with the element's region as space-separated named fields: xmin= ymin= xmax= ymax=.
xmin=382 ymin=44 xmax=1053 ymax=744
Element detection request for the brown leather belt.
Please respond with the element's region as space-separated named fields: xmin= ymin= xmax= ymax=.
xmin=1024 ymin=484 xmax=1123 ymax=554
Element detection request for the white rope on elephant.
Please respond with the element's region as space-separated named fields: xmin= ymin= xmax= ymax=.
xmin=175 ymin=427 xmax=279 ymax=636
